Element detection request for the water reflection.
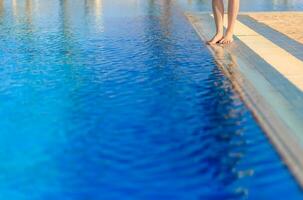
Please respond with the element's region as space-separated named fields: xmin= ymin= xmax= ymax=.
xmin=145 ymin=0 xmax=173 ymax=61
xmin=12 ymin=0 xmax=17 ymax=16
xmin=85 ymin=0 xmax=104 ymax=32
xmin=24 ymin=0 xmax=33 ymax=30
xmin=146 ymin=1 xmax=248 ymax=197
xmin=0 ymin=0 xmax=3 ymax=17
xmin=0 ymin=0 xmax=302 ymax=199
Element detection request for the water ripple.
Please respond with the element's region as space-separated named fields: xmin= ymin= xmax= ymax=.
xmin=0 ymin=0 xmax=302 ymax=199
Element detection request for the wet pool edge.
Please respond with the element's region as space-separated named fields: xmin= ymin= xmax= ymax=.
xmin=185 ymin=12 xmax=303 ymax=189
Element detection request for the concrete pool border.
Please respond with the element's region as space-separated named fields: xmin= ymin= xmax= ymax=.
xmin=238 ymin=14 xmax=303 ymax=62
xmin=185 ymin=12 xmax=303 ymax=188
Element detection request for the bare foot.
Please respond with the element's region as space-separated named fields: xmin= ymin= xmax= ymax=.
xmin=207 ymin=32 xmax=224 ymax=45
xmin=219 ymin=33 xmax=234 ymax=44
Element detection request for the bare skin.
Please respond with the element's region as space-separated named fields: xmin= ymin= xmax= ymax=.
xmin=207 ymin=0 xmax=240 ymax=45
xmin=207 ymin=0 xmax=224 ymax=44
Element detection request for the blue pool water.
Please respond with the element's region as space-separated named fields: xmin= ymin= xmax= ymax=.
xmin=0 ymin=0 xmax=302 ymax=199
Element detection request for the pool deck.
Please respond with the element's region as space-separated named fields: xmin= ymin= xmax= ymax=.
xmin=185 ymin=12 xmax=303 ymax=188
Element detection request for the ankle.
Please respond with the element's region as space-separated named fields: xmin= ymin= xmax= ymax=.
xmin=216 ymin=31 xmax=224 ymax=36
xmin=225 ymin=30 xmax=234 ymax=37
xmin=225 ymin=28 xmax=234 ymax=35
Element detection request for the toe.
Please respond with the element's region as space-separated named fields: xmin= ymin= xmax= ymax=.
xmin=216 ymin=38 xmax=223 ymax=44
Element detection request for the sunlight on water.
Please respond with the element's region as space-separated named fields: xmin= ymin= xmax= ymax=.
xmin=0 ymin=0 xmax=302 ymax=199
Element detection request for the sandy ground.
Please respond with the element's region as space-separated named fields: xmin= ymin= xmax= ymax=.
xmin=249 ymin=12 xmax=303 ymax=44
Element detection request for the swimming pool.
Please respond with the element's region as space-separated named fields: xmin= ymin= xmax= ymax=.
xmin=0 ymin=0 xmax=302 ymax=199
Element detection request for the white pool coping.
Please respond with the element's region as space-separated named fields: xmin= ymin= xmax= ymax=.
xmin=220 ymin=14 xmax=303 ymax=91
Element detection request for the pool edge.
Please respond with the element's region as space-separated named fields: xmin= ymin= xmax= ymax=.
xmin=185 ymin=12 xmax=303 ymax=189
